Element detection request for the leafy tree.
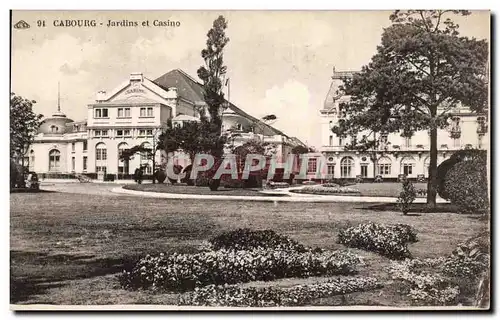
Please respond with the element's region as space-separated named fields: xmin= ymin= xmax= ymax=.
xmin=119 ymin=145 xmax=157 ymax=183
xmin=331 ymin=10 xmax=488 ymax=208
xmin=197 ymin=15 xmax=230 ymax=190
xmin=291 ymin=145 xmax=314 ymax=154
xmin=10 ymin=93 xmax=43 ymax=173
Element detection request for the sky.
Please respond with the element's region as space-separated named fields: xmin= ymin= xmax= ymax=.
xmin=11 ymin=10 xmax=490 ymax=148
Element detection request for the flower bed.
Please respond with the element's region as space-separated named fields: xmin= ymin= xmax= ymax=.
xmin=291 ymin=185 xmax=360 ymax=195
xmin=337 ymin=223 xmax=418 ymax=260
xmin=179 ymin=276 xmax=381 ymax=307
xmin=207 ymin=228 xmax=308 ymax=252
xmin=265 ymin=181 xmax=290 ymax=189
xmin=119 ymin=249 xmax=361 ymax=292
xmin=388 ymin=236 xmax=490 ymax=306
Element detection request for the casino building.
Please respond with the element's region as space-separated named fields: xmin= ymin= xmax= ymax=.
xmin=28 ymin=69 xmax=305 ymax=179
xmin=319 ymin=67 xmax=489 ymax=181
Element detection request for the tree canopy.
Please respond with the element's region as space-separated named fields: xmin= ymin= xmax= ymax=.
xmin=331 ymin=10 xmax=488 ymax=206
xmin=10 ymin=93 xmax=43 ymax=160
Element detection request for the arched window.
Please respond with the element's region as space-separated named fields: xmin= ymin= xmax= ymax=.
xmin=95 ymin=143 xmax=107 ymax=174
xmin=400 ymin=156 xmax=416 ymax=176
xmin=49 ymin=149 xmax=60 ymax=172
xmin=96 ymin=143 xmax=107 ymax=161
xmin=117 ymin=142 xmax=129 ymax=175
xmin=340 ymin=156 xmax=354 ymax=178
xmin=377 ymin=156 xmax=392 ymax=176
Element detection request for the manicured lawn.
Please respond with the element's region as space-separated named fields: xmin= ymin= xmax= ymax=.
xmin=124 ymin=183 xmax=266 ymax=196
xmin=10 ymin=191 xmax=487 ymax=306
xmin=125 ymin=182 xmax=427 ymax=198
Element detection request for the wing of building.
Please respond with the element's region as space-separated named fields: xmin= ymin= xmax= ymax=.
xmin=319 ymin=67 xmax=489 ymax=181
xmin=28 ymin=70 xmax=306 ymax=179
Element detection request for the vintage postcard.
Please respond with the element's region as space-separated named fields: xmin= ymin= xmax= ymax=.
xmin=10 ymin=10 xmax=490 ymax=310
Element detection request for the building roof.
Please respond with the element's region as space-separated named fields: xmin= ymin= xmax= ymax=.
xmin=153 ymin=69 xmax=290 ymax=138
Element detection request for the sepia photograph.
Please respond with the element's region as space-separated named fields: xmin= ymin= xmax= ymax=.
xmin=9 ymin=9 xmax=491 ymax=310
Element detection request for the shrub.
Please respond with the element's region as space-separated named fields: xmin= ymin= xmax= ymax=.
xmin=397 ymin=179 xmax=416 ymax=215
xmin=337 ymin=223 xmax=418 ymax=259
xmin=437 ymin=149 xmax=487 ymax=200
xmin=444 ymin=158 xmax=489 ymax=214
xmin=208 ymin=228 xmax=307 ymax=252
xmin=119 ymin=249 xmax=361 ymax=292
xmin=154 ymin=170 xmax=167 ymax=183
xmin=179 ymin=276 xmax=381 ymax=307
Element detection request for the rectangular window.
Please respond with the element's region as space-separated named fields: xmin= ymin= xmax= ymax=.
xmin=329 ymin=135 xmax=333 ymax=146
xmin=94 ymin=130 xmax=101 ymax=137
xmin=96 ymin=149 xmax=107 ymax=161
xmin=83 ymin=141 xmax=87 ymax=151
xmin=118 ymin=107 xmax=131 ymax=118
xmin=83 ymin=156 xmax=87 ymax=171
xmin=307 ymin=158 xmax=317 ymax=174
xmin=403 ymin=164 xmax=413 ymax=176
xmin=361 ymin=164 xmax=368 ymax=178
xmin=71 ymin=157 xmax=75 ymax=172
xmin=405 ymin=137 xmax=412 ymax=148
xmin=453 ymin=138 xmax=460 ymax=148
xmin=96 ymin=166 xmax=107 ymax=174
xmin=377 ymin=164 xmax=391 ymax=176
xmin=124 ymin=129 xmax=131 ymax=137
xmin=71 ymin=142 xmax=75 ymax=152
xmin=116 ymin=129 xmax=123 ymax=137
xmin=146 ymin=129 xmax=153 ymax=136
xmin=94 ymin=108 xmax=108 ymax=118
xmin=338 ymin=137 xmax=343 ymax=146
xmin=138 ymin=129 xmax=146 ymax=137
xmin=327 ymin=164 xmax=335 ymax=176
xmin=140 ymin=107 xmax=153 ymax=117
xmin=101 ymin=130 xmax=108 ymax=137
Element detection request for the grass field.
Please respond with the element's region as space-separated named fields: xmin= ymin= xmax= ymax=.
xmin=125 ymin=182 xmax=428 ymax=198
xmin=10 ymin=190 xmax=487 ymax=306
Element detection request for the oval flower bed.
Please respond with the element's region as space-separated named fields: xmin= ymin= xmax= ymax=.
xmin=179 ymin=276 xmax=381 ymax=307
xmin=291 ymin=185 xmax=361 ymax=196
xmin=119 ymin=248 xmax=362 ymax=292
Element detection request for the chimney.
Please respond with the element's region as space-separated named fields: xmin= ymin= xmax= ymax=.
xmin=130 ymin=72 xmax=143 ymax=82
xmin=96 ymin=90 xmax=106 ymax=102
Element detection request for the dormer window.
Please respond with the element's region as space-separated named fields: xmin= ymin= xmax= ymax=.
xmin=236 ymin=123 xmax=243 ymax=131
xmin=50 ymin=125 xmax=58 ymax=133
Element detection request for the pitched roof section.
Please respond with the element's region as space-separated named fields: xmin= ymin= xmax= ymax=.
xmin=153 ymin=69 xmax=288 ymax=137
xmin=153 ymin=69 xmax=205 ymax=105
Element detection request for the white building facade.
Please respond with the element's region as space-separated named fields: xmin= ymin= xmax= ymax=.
xmin=319 ymin=68 xmax=489 ymax=181
xmin=29 ymin=69 xmax=304 ymax=179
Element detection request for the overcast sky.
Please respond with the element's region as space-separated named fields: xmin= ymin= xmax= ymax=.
xmin=11 ymin=10 xmax=489 ymax=148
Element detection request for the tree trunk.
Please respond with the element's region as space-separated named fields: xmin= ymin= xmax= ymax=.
xmin=426 ymin=125 xmax=438 ymax=208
